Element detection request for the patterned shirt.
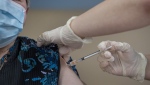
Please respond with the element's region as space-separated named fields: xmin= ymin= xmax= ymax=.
xmin=0 ymin=37 xmax=78 ymax=85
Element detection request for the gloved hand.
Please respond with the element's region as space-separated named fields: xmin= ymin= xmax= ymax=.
xmin=97 ymin=41 xmax=147 ymax=82
xmin=37 ymin=16 xmax=92 ymax=61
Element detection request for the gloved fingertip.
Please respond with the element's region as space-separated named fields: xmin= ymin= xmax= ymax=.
xmin=104 ymin=51 xmax=111 ymax=58
xmin=104 ymin=51 xmax=114 ymax=62
xmin=98 ymin=41 xmax=113 ymax=51
xmin=109 ymin=56 xmax=115 ymax=62
xmin=98 ymin=41 xmax=107 ymax=51
xmin=59 ymin=47 xmax=70 ymax=55
xmin=99 ymin=61 xmax=109 ymax=68
xmin=37 ymin=42 xmax=43 ymax=47
xmin=111 ymin=41 xmax=130 ymax=52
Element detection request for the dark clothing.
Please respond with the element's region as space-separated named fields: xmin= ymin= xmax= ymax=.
xmin=0 ymin=37 xmax=78 ymax=85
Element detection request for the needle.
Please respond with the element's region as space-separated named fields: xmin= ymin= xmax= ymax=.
xmin=68 ymin=46 xmax=112 ymax=66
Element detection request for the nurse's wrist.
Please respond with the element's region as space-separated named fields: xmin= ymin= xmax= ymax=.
xmin=69 ymin=16 xmax=85 ymax=39
xmin=66 ymin=16 xmax=93 ymax=44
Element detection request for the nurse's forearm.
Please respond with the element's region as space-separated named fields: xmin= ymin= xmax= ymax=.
xmin=145 ymin=55 xmax=150 ymax=80
xmin=71 ymin=0 xmax=150 ymax=38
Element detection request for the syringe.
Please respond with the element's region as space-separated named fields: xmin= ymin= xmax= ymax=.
xmin=68 ymin=46 xmax=112 ymax=66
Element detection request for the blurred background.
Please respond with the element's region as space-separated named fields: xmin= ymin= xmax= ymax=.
xmin=20 ymin=0 xmax=150 ymax=85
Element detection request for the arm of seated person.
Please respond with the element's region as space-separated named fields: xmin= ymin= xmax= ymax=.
xmin=59 ymin=57 xmax=85 ymax=85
